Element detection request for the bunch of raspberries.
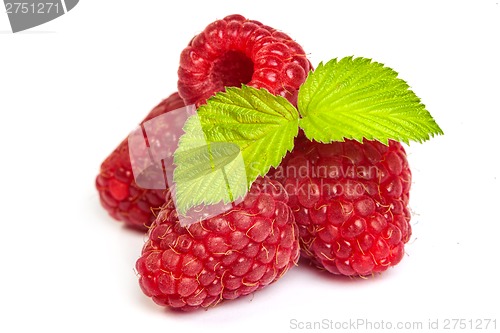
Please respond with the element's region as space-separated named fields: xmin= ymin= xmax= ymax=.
xmin=96 ymin=14 xmax=412 ymax=311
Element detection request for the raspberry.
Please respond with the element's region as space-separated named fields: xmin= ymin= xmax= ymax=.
xmin=136 ymin=177 xmax=299 ymax=311
xmin=178 ymin=14 xmax=311 ymax=107
xmin=96 ymin=93 xmax=185 ymax=230
xmin=270 ymin=136 xmax=412 ymax=276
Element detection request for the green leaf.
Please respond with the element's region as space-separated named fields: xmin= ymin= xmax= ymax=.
xmin=173 ymin=86 xmax=299 ymax=214
xmin=298 ymin=56 xmax=444 ymax=144
xmin=173 ymin=116 xmax=247 ymax=214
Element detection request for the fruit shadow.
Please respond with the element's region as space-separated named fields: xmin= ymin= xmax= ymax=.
xmin=137 ymin=290 xmax=262 ymax=317
xmin=295 ymin=257 xmax=386 ymax=285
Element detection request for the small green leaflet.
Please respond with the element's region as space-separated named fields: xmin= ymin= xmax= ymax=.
xmin=173 ymin=116 xmax=247 ymax=214
xmin=173 ymin=57 xmax=443 ymax=214
xmin=173 ymin=86 xmax=299 ymax=214
xmin=298 ymin=57 xmax=443 ymax=144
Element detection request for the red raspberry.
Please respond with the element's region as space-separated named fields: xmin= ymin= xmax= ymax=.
xmin=270 ymin=136 xmax=412 ymax=276
xmin=136 ymin=177 xmax=300 ymax=311
xmin=178 ymin=14 xmax=311 ymax=107
xmin=96 ymin=93 xmax=185 ymax=230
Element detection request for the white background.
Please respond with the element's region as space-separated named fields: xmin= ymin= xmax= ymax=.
xmin=1 ymin=1 xmax=499 ymax=332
